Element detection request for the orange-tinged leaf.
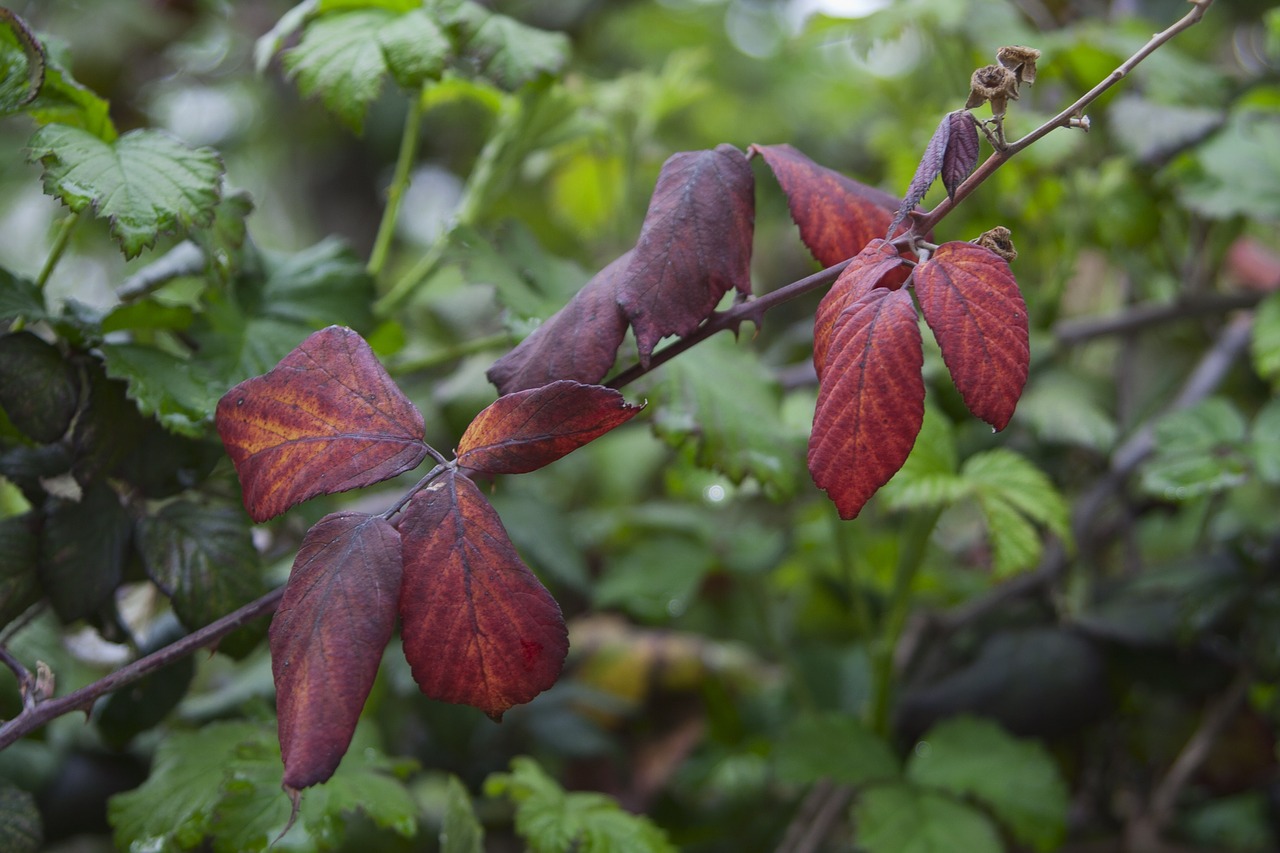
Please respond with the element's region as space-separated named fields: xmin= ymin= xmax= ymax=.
xmin=750 ymin=143 xmax=903 ymax=267
xmin=457 ymin=381 xmax=643 ymax=475
xmin=215 ymin=326 xmax=428 ymax=522
xmin=914 ymin=242 xmax=1029 ymax=431
xmin=618 ymin=144 xmax=755 ymax=365
xmin=270 ymin=512 xmax=402 ymax=789
xmin=808 ymin=288 xmax=925 ymax=519
xmin=398 ymin=471 xmax=568 ymax=719
xmin=813 ymin=239 xmax=909 ymax=380
xmin=487 ymin=251 xmax=631 ymax=396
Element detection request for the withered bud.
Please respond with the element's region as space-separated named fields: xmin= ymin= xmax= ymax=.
xmin=973 ymin=226 xmax=1017 ymax=262
xmin=996 ymin=45 xmax=1040 ymax=85
xmin=965 ymin=64 xmax=1019 ymax=116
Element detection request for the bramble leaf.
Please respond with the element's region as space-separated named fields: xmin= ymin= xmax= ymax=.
xmin=216 ymin=326 xmax=428 ymax=522
xmin=774 ymin=713 xmax=900 ymax=786
xmin=618 ymin=145 xmax=755 ymax=365
xmin=0 ymin=269 xmax=44 ymax=323
xmin=283 ymin=8 xmax=449 ymax=132
xmin=484 ymin=757 xmax=675 ymax=853
xmin=271 ymin=512 xmax=402 ymax=789
xmin=487 ymin=251 xmax=630 ymax=395
xmin=812 ymin=239 xmax=909 ymax=380
xmin=440 ymin=1 xmax=571 ymax=90
xmin=442 ymin=776 xmax=485 ymax=853
xmin=889 ymin=111 xmax=979 ymax=234
xmin=0 ymin=779 xmax=42 ymax=853
xmin=908 ymin=717 xmax=1069 ymax=852
xmin=0 ymin=331 xmax=78 ymax=444
xmin=1140 ymin=398 xmax=1249 ymax=500
xmin=749 ymin=143 xmax=903 ymax=266
xmin=962 ymin=449 xmax=1070 ymax=576
xmin=880 ymin=406 xmax=966 ymax=511
xmin=0 ymin=514 xmax=39 ymax=630
xmin=914 ymin=241 xmax=1028 ymax=431
xmin=398 ymin=471 xmax=568 ymax=720
xmin=809 ymin=288 xmax=925 ymax=519
xmin=38 ymin=481 xmax=130 ymax=623
xmin=457 ymin=381 xmax=643 ymax=475
xmin=99 ymin=342 xmax=221 ymax=437
xmin=0 ymin=9 xmax=44 ymax=114
xmin=854 ymin=783 xmax=1003 ymax=853
xmin=27 ymin=125 xmax=223 ymax=258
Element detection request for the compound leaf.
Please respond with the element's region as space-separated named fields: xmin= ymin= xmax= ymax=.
xmin=216 ymin=326 xmax=428 ymax=522
xmin=457 ymin=381 xmax=642 ymax=475
xmin=854 ymin=783 xmax=1003 ymax=853
xmin=1140 ymin=398 xmax=1249 ymax=500
xmin=487 ymin=251 xmax=630 ymax=395
xmin=618 ymin=145 xmax=754 ymax=365
xmin=271 ymin=512 xmax=402 ymax=789
xmin=962 ymin=449 xmax=1070 ymax=576
xmin=398 ymin=471 xmax=568 ymax=720
xmin=908 ymin=717 xmax=1068 ymax=852
xmin=813 ymin=239 xmax=909 ymax=380
xmin=809 ymin=288 xmax=924 ymax=519
xmin=27 ymin=125 xmax=222 ymax=258
xmin=750 ymin=143 xmax=903 ymax=266
xmin=444 ymin=2 xmax=571 ymax=90
xmin=914 ymin=242 xmax=1028 ymax=431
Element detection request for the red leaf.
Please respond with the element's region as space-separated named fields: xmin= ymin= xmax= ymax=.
xmin=487 ymin=251 xmax=631 ymax=395
xmin=813 ymin=239 xmax=909 ymax=380
xmin=914 ymin=242 xmax=1029 ymax=431
xmin=940 ymin=110 xmax=979 ymax=200
xmin=457 ymin=381 xmax=643 ymax=475
xmin=215 ymin=326 xmax=428 ymax=522
xmin=398 ymin=471 xmax=568 ymax=719
xmin=808 ymin=288 xmax=925 ymax=519
xmin=750 ymin=143 xmax=903 ymax=267
xmin=618 ymin=144 xmax=755 ymax=365
xmin=270 ymin=512 xmax=402 ymax=788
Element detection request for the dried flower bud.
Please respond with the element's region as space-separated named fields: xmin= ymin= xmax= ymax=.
xmin=996 ymin=45 xmax=1041 ymax=85
xmin=966 ymin=64 xmax=1019 ymax=116
xmin=973 ymin=226 xmax=1017 ymax=262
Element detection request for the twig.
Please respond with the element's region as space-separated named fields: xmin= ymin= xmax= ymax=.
xmin=1054 ymin=293 xmax=1261 ymax=344
xmin=0 ymin=586 xmax=284 ymax=750
xmin=775 ymin=779 xmax=854 ymax=853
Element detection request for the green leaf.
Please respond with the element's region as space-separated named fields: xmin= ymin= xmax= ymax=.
xmin=99 ymin=343 xmax=220 ymax=437
xmin=1141 ymin=398 xmax=1249 ymax=500
xmin=283 ymin=8 xmax=449 ymax=132
xmin=254 ymin=0 xmax=317 ymax=74
xmin=485 ymin=757 xmax=675 ymax=853
xmin=0 ymin=269 xmax=44 ymax=323
xmin=0 ymin=10 xmax=44 ymax=115
xmin=0 ymin=332 xmax=79 ymax=444
xmin=881 ymin=406 xmax=965 ymax=510
xmin=774 ymin=713 xmax=900 ymax=787
xmin=259 ymin=238 xmax=376 ymax=330
xmin=297 ymin=729 xmax=419 ymax=845
xmin=27 ymin=125 xmax=223 ymax=258
xmin=908 ymin=717 xmax=1068 ymax=852
xmin=0 ymin=514 xmax=40 ymax=630
xmin=38 ymin=481 xmax=130 ymax=623
xmin=1252 ymin=291 xmax=1280 ymax=389
xmin=1250 ymin=399 xmax=1280 ymax=485
xmin=1016 ymin=370 xmax=1118 ymax=452
xmin=962 ymin=449 xmax=1070 ymax=576
xmin=95 ymin=614 xmax=196 ymax=748
xmin=1179 ymin=111 xmax=1280 ymax=221
xmin=651 ymin=335 xmax=805 ymax=498
xmin=593 ymin=535 xmax=714 ymax=623
xmin=854 ymin=784 xmax=1003 ymax=853
xmin=443 ymin=2 xmax=570 ymax=90
xmin=0 ymin=779 xmax=42 ymax=853
xmin=136 ymin=500 xmax=266 ymax=640
xmin=441 ymin=776 xmax=484 ymax=853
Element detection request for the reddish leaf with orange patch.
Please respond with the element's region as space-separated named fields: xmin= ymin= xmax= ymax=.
xmin=398 ymin=471 xmax=568 ymax=720
xmin=270 ymin=512 xmax=402 ymax=789
xmin=808 ymin=288 xmax=925 ymax=519
xmin=617 ymin=144 xmax=755 ymax=365
xmin=215 ymin=326 xmax=428 ymax=522
xmin=487 ymin=251 xmax=631 ymax=396
xmin=457 ymin=381 xmax=643 ymax=475
xmin=750 ymin=143 xmax=904 ymax=267
xmin=915 ymin=242 xmax=1029 ymax=431
xmin=813 ymin=239 xmax=910 ymax=380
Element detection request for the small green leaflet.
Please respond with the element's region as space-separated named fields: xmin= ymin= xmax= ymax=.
xmin=881 ymin=406 xmax=965 ymax=510
xmin=1251 ymin=291 xmax=1280 ymax=389
xmin=441 ymin=776 xmax=484 ymax=853
xmin=774 ymin=713 xmax=900 ymax=787
xmin=485 ymin=757 xmax=675 ymax=853
xmin=1140 ymin=398 xmax=1249 ymax=500
xmin=99 ymin=343 xmax=221 ymax=436
xmin=907 ymin=717 xmax=1069 ymax=852
xmin=283 ymin=8 xmax=449 ymax=132
xmin=0 ymin=269 xmax=44 ymax=323
xmin=0 ymin=9 xmax=43 ymax=114
xmin=962 ymin=449 xmax=1070 ymax=577
xmin=27 ymin=125 xmax=223 ymax=258
xmin=444 ymin=2 xmax=571 ymax=90
xmin=0 ymin=780 xmax=42 ymax=853
xmin=854 ymin=783 xmax=1003 ymax=853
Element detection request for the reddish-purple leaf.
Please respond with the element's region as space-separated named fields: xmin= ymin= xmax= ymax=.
xmin=487 ymin=251 xmax=631 ymax=396
xmin=457 ymin=381 xmax=643 ymax=475
xmin=941 ymin=110 xmax=979 ymax=200
xmin=914 ymin=242 xmax=1029 ymax=431
xmin=813 ymin=239 xmax=909 ymax=380
xmin=270 ymin=512 xmax=402 ymax=789
xmin=617 ymin=144 xmax=755 ymax=365
xmin=889 ymin=110 xmax=978 ymax=235
xmin=750 ymin=143 xmax=903 ymax=267
xmin=808 ymin=288 xmax=925 ymax=519
xmin=215 ymin=326 xmax=428 ymax=522
xmin=398 ymin=471 xmax=568 ymax=720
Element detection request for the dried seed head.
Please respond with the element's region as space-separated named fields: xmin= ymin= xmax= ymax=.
xmin=966 ymin=64 xmax=1019 ymax=116
xmin=974 ymin=226 xmax=1017 ymax=262
xmin=996 ymin=45 xmax=1041 ymax=85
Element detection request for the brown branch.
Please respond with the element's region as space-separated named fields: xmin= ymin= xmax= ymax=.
xmin=0 ymin=586 xmax=284 ymax=750
xmin=1054 ymin=293 xmax=1261 ymax=344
